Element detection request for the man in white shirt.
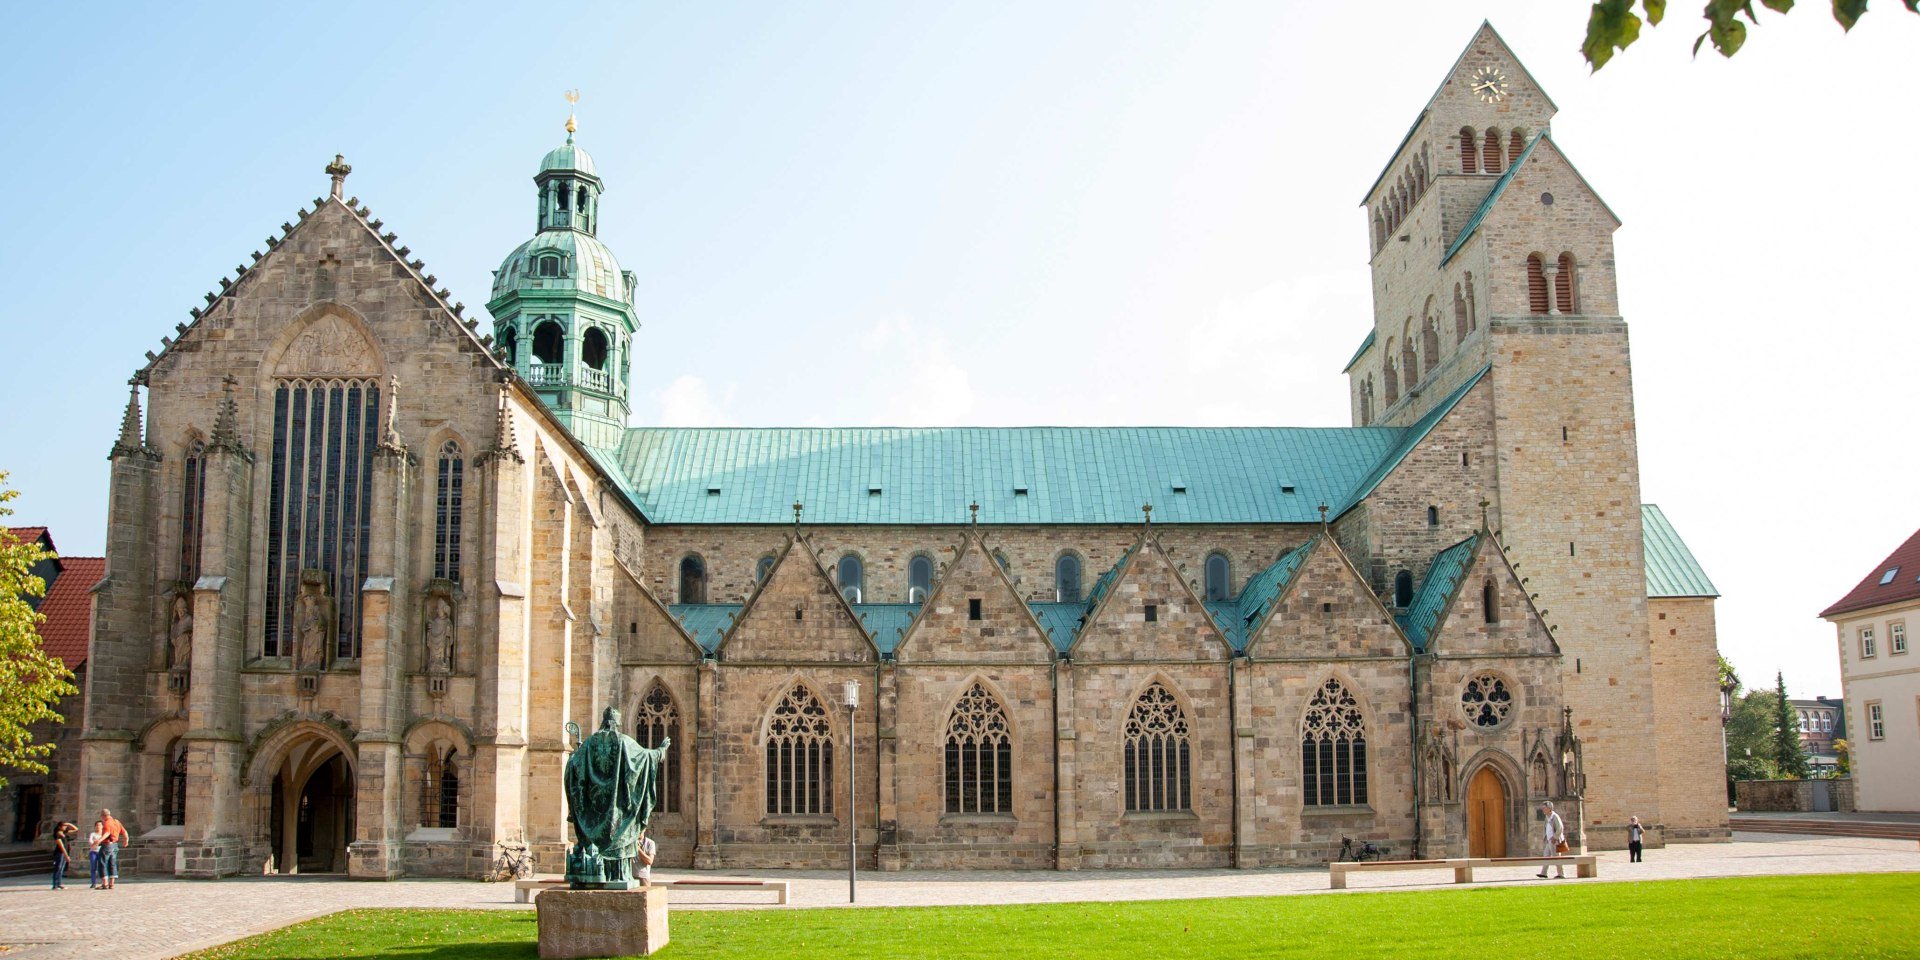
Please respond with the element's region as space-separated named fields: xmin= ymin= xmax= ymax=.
xmin=636 ymin=828 xmax=657 ymax=884
xmin=1536 ymin=801 xmax=1566 ymax=879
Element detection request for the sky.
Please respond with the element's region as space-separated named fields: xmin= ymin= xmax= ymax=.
xmin=2 ymin=1 xmax=1915 ymax=699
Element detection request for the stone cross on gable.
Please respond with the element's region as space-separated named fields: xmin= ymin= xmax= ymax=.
xmin=325 ymin=154 xmax=352 ymax=201
xmin=792 ymin=501 xmax=803 ymax=527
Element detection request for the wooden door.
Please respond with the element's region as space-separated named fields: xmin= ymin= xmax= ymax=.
xmin=1467 ymin=767 xmax=1507 ymax=858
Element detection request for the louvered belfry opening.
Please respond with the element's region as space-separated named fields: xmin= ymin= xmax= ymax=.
xmin=1526 ymin=255 xmax=1550 ymax=314
xmin=1482 ymin=128 xmax=1504 ymax=174
xmin=1460 ymin=128 xmax=1478 ymax=174
xmin=1555 ymin=252 xmax=1577 ymax=313
xmin=1509 ymin=128 xmax=1526 ymax=164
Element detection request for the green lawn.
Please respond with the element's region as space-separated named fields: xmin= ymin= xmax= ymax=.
xmin=182 ymin=873 xmax=1920 ymax=960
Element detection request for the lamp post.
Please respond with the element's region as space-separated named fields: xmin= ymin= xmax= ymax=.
xmin=843 ymin=679 xmax=860 ymax=903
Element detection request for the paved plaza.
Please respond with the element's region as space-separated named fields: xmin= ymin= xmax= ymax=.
xmin=1 ymin=833 xmax=1915 ymax=960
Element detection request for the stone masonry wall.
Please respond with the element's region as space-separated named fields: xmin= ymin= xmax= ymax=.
xmin=1649 ymin=597 xmax=1731 ymax=841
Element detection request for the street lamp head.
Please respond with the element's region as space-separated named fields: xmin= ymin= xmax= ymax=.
xmin=844 ymin=679 xmax=860 ymax=710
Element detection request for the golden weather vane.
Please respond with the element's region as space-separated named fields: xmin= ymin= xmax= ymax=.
xmin=564 ymin=89 xmax=581 ymax=137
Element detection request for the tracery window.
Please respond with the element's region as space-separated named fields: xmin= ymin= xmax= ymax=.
xmin=434 ymin=440 xmax=463 ymax=582
xmin=421 ymin=746 xmax=460 ymax=828
xmin=180 ymin=439 xmax=206 ymax=582
xmin=1301 ymin=679 xmax=1368 ymax=806
xmin=836 ymin=555 xmax=863 ymax=604
xmin=765 ymin=684 xmax=833 ymax=815
xmin=1461 ymin=673 xmax=1515 ymax=729
xmin=634 ymin=681 xmax=681 ymax=813
xmin=1055 ymin=554 xmax=1083 ymax=603
xmin=679 ymin=555 xmax=707 ymax=604
xmin=1123 ymin=683 xmax=1191 ymax=812
xmin=1204 ymin=552 xmax=1231 ymax=601
xmin=908 ymin=555 xmax=934 ymax=604
xmin=161 ymin=738 xmax=187 ymax=827
xmin=263 ymin=378 xmax=378 ymax=659
xmin=945 ymin=683 xmax=1013 ymax=815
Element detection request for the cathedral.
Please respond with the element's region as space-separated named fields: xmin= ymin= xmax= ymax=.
xmin=75 ymin=24 xmax=1727 ymax=878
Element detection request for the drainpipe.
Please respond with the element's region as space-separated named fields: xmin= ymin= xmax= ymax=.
xmin=1410 ymin=650 xmax=1423 ymax=860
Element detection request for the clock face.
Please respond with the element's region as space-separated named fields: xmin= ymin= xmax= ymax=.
xmin=1471 ymin=65 xmax=1508 ymax=103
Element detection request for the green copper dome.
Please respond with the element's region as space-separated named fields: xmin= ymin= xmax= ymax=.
xmin=492 ymin=229 xmax=627 ymax=302
xmin=540 ymin=141 xmax=598 ymax=178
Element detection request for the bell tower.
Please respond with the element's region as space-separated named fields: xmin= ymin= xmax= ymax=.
xmin=486 ymin=103 xmax=639 ymax=450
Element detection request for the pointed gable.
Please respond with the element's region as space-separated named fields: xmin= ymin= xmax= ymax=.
xmin=1244 ymin=536 xmax=1407 ymax=660
xmin=1414 ymin=533 xmax=1557 ymax=658
xmin=895 ymin=533 xmax=1054 ymax=663
xmin=1070 ymin=535 xmax=1231 ymax=662
xmin=718 ymin=534 xmax=875 ymax=663
xmin=614 ymin=559 xmax=704 ymax=661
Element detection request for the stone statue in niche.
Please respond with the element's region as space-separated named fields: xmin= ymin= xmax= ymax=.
xmin=425 ymin=592 xmax=455 ymax=675
xmin=168 ymin=591 xmax=194 ymax=670
xmin=295 ymin=571 xmax=334 ymax=672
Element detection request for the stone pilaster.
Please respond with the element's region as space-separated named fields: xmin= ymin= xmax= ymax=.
xmin=471 ymin=392 xmax=529 ymax=875
xmin=350 ymin=426 xmax=412 ymax=879
xmin=692 ymin=658 xmax=718 ymax=869
xmin=875 ymin=660 xmax=901 ymax=871
xmin=1053 ymin=659 xmax=1077 ymax=870
xmin=1230 ymin=655 xmax=1255 ymax=866
xmin=524 ymin=463 xmax=574 ymax=871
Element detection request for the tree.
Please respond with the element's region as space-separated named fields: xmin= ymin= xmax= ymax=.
xmin=1770 ymin=671 xmax=1810 ymax=779
xmin=1832 ymin=738 xmax=1852 ymax=778
xmin=1718 ymin=654 xmax=1742 ymax=723
xmin=0 ymin=472 xmax=78 ymax=791
xmin=1584 ymin=0 xmax=1920 ymax=71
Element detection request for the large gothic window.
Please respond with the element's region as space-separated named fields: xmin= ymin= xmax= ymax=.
xmin=1302 ymin=679 xmax=1369 ymax=806
xmin=1461 ymin=673 xmax=1516 ymax=729
xmin=263 ymin=379 xmax=379 ymax=659
xmin=434 ymin=440 xmax=463 ymax=582
xmin=635 ymin=681 xmax=681 ymax=814
xmin=765 ymin=684 xmax=833 ymax=815
xmin=179 ymin=439 xmax=206 ymax=582
xmin=161 ymin=739 xmax=187 ymax=826
xmin=1123 ymin=683 xmax=1191 ymax=812
xmin=945 ymin=683 xmax=1013 ymax=815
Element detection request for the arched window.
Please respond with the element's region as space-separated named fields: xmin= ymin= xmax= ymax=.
xmin=1464 ymin=273 xmax=1478 ymax=330
xmin=497 ymin=326 xmax=517 ymax=365
xmin=434 ymin=440 xmax=464 ymax=582
xmin=262 ymin=378 xmax=380 ymax=659
xmin=679 ymin=555 xmax=707 ymax=604
xmin=1422 ymin=313 xmax=1440 ymax=376
xmin=536 ymin=255 xmax=561 ymax=278
xmin=1459 ymin=127 xmax=1478 ymax=174
xmin=945 ymin=683 xmax=1013 ymax=814
xmin=1401 ymin=330 xmax=1418 ymax=391
xmin=436 ymin=748 xmax=460 ymax=828
xmin=1124 ymin=683 xmax=1191 ymax=812
xmin=836 ymin=554 xmax=864 ymax=603
xmin=1373 ymin=211 xmax=1386 ymax=251
xmin=1461 ymin=673 xmax=1515 ymax=728
xmin=531 ymin=320 xmax=565 ymax=364
xmin=1555 ymin=253 xmax=1577 ymax=314
xmin=1415 ymin=159 xmax=1428 ymax=195
xmin=162 ymin=738 xmax=188 ymax=826
xmin=582 ymin=327 xmax=610 ymax=372
xmin=755 ymin=555 xmax=776 ymax=585
xmin=1302 ymin=679 xmax=1368 ymax=806
xmin=1482 ymin=128 xmax=1504 ymax=174
xmin=1453 ymin=284 xmax=1469 ymax=342
xmin=1382 ymin=339 xmax=1400 ymax=406
xmin=1427 ymin=505 xmax=1439 ymax=527
xmin=1393 ymin=570 xmax=1414 ymax=608
xmin=908 ymin=555 xmax=934 ymax=603
xmin=1204 ymin=552 xmax=1232 ymax=601
xmin=1483 ymin=579 xmax=1499 ymax=624
xmin=180 ymin=439 xmax=206 ymax=582
xmin=765 ymin=684 xmax=833 ymax=815
xmin=1509 ymin=128 xmax=1526 ymax=163
xmin=1525 ymin=255 xmax=1550 ymax=314
xmin=635 ymin=681 xmax=681 ymax=813
xmin=992 ymin=551 xmax=1012 ymax=576
xmin=1055 ymin=554 xmax=1083 ymax=603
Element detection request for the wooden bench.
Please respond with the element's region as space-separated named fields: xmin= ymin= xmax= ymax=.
xmin=514 ymin=876 xmax=791 ymax=904
xmin=1328 ymin=854 xmax=1596 ymax=889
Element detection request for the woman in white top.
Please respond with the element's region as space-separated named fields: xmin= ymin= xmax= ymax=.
xmin=636 ymin=828 xmax=657 ymax=883
xmin=86 ymin=822 xmax=105 ymax=889
xmin=1536 ymin=801 xmax=1566 ymax=879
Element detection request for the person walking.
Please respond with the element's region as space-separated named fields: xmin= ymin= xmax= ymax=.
xmin=86 ymin=820 xmax=105 ymax=889
xmin=98 ymin=808 xmax=129 ymax=890
xmin=50 ymin=822 xmax=76 ymax=890
xmin=1536 ymin=800 xmax=1567 ymax=879
xmin=1628 ymin=816 xmax=1645 ymax=863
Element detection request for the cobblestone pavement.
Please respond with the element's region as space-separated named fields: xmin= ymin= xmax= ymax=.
xmin=1 ymin=833 xmax=1915 ymax=960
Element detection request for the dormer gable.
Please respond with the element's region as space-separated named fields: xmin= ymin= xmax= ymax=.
xmin=1245 ymin=536 xmax=1408 ymax=660
xmin=717 ymin=532 xmax=876 ymax=663
xmin=1405 ymin=532 xmax=1558 ymax=658
xmin=615 ymin=557 xmax=704 ymax=662
xmin=894 ymin=532 xmax=1055 ymax=663
xmin=1070 ymin=534 xmax=1231 ymax=662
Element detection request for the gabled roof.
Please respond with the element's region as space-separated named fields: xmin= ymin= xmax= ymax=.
xmin=1207 ymin=537 xmax=1317 ymax=649
xmin=668 ymin=602 xmax=921 ymax=655
xmin=37 ymin=555 xmax=102 ymax=670
xmin=1028 ymin=602 xmax=1087 ymax=653
xmin=1342 ymin=331 xmax=1377 ymax=374
xmin=1440 ymin=133 xmax=1622 ymax=267
xmin=1821 ymin=526 xmax=1920 ymax=619
xmin=715 ymin=532 xmax=879 ymax=657
xmin=7 ymin=526 xmax=50 ymax=549
xmin=1398 ymin=535 xmax=1479 ymax=652
xmin=1334 ymin=365 xmax=1489 ymax=516
xmin=853 ymin=604 xmax=920 ymax=655
xmin=1642 ymin=505 xmax=1719 ymax=599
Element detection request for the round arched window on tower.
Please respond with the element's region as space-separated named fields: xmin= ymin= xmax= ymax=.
xmin=582 ymin=327 xmax=610 ymax=371
xmin=532 ymin=321 xmax=565 ymax=365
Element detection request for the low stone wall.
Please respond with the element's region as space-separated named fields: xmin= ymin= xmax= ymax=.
xmin=1735 ymin=778 xmax=1856 ymax=813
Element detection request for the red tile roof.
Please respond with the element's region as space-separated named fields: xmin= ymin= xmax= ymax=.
xmin=1821 ymin=527 xmax=1920 ymax=619
xmin=6 ymin=526 xmax=51 ymax=548
xmin=36 ymin=556 xmax=102 ymax=670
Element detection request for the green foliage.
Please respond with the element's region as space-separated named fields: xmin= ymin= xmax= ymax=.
xmin=1771 ymin=672 xmax=1810 ymax=779
xmin=0 ymin=472 xmax=79 ymax=792
xmin=1584 ymin=0 xmax=1920 ymax=70
xmin=1725 ymin=686 xmax=1779 ymax=766
xmin=179 ymin=874 xmax=1920 ymax=960
xmin=1833 ymin=737 xmax=1852 ymax=777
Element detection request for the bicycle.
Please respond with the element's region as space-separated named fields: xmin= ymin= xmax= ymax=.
xmin=491 ymin=841 xmax=534 ymax=881
xmin=1337 ymin=836 xmax=1386 ymax=862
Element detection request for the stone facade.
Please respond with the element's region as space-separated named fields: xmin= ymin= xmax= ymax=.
xmin=59 ymin=22 xmax=1728 ymax=878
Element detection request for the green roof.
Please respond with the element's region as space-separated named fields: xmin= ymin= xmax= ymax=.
xmin=1335 ymin=366 xmax=1488 ymax=515
xmin=612 ymin=426 xmax=1407 ymax=526
xmin=1441 ymin=132 xmax=1544 ymax=267
xmin=540 ymin=141 xmax=598 ymax=177
xmin=1398 ymin=534 xmax=1478 ymax=652
xmin=1029 ymin=602 xmax=1088 ymax=653
xmin=1211 ymin=537 xmax=1317 ymax=648
xmin=668 ymin=603 xmax=738 ymax=652
xmin=1342 ymin=331 xmax=1376 ymax=373
xmin=1642 ymin=504 xmax=1719 ymax=598
xmin=492 ymin=228 xmax=628 ymax=302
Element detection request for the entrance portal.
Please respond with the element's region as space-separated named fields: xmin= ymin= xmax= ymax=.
xmin=1467 ymin=766 xmax=1507 ymax=858
xmin=270 ymin=742 xmax=354 ymax=874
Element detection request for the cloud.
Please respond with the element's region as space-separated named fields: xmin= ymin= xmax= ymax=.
xmin=861 ymin=314 xmax=976 ymax=425
xmin=653 ymin=375 xmax=740 ymax=427
xmin=1177 ymin=269 xmax=1368 ymax=425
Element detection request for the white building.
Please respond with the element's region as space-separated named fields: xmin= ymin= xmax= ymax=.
xmin=1821 ymin=528 xmax=1920 ymax=812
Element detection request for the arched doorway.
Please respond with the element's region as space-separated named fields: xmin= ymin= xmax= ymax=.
xmin=267 ymin=739 xmax=355 ymax=874
xmin=1466 ymin=766 xmax=1508 ymax=857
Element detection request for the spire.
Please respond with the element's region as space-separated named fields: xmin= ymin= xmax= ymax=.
xmin=207 ymin=375 xmax=254 ymax=461
xmin=376 ymin=375 xmax=412 ymax=461
xmin=109 ymin=383 xmax=155 ymax=460
xmin=478 ymin=383 xmax=524 ymax=465
xmin=564 ymin=89 xmax=580 ymax=142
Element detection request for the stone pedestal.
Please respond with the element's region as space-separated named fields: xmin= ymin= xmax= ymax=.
xmin=536 ymin=888 xmax=669 ymax=958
